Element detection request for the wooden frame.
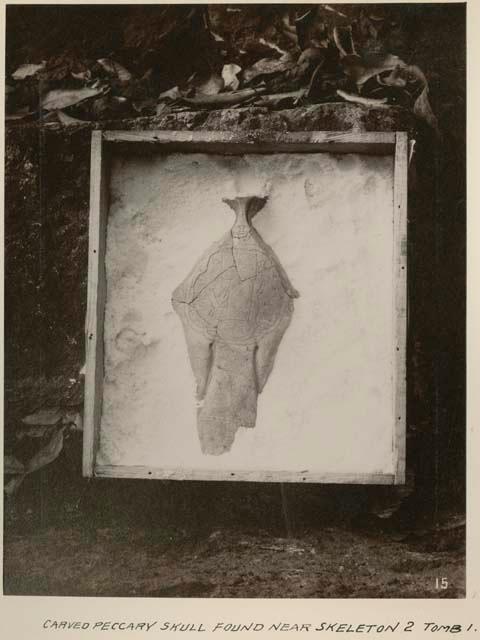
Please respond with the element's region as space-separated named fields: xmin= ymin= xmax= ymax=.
xmin=83 ymin=130 xmax=408 ymax=484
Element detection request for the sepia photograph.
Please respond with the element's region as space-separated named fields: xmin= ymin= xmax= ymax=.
xmin=3 ymin=2 xmax=466 ymax=602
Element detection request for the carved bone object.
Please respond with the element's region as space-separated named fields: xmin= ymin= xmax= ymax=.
xmin=172 ymin=196 xmax=299 ymax=455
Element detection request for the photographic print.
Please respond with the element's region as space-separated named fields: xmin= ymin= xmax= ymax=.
xmin=3 ymin=2 xmax=466 ymax=604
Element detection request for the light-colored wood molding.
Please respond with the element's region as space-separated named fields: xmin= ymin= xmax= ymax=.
xmin=393 ymin=132 xmax=408 ymax=484
xmin=94 ymin=464 xmax=396 ymax=485
xmin=83 ymin=131 xmax=108 ymax=477
xmin=102 ymin=130 xmax=396 ymax=155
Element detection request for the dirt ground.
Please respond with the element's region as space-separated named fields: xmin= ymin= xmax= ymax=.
xmin=3 ymin=513 xmax=465 ymax=598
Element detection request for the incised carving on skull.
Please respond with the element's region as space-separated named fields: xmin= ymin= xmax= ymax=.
xmin=172 ymin=195 xmax=299 ymax=455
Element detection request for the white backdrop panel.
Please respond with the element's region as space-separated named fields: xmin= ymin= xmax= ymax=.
xmin=98 ymin=152 xmax=395 ymax=476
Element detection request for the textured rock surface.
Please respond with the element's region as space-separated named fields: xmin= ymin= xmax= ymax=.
xmin=172 ymin=196 xmax=298 ymax=455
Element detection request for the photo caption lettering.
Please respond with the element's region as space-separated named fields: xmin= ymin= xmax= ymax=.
xmin=41 ymin=620 xmax=478 ymax=634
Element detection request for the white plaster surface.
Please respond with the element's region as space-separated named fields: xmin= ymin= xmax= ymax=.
xmin=98 ymin=152 xmax=395 ymax=476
